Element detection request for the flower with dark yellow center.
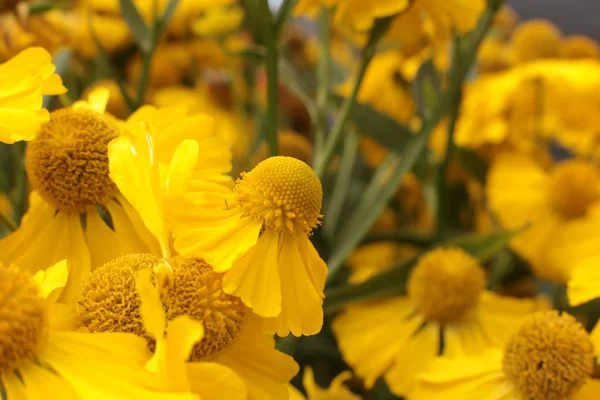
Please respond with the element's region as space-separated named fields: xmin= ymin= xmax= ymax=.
xmin=332 ymin=246 xmax=542 ymax=398
xmin=407 ymin=247 xmax=486 ymax=324
xmin=411 ymin=311 xmax=600 ymax=400
xmin=0 ymin=267 xmax=46 ymax=372
xmin=503 ymin=311 xmax=594 ymax=400
xmin=175 ymin=156 xmax=328 ymax=337
xmin=26 ymin=108 xmax=119 ymax=213
xmin=487 ymin=153 xmax=600 ymax=283
xmin=511 ymin=19 xmax=562 ymax=64
xmin=560 ymin=35 xmax=600 ymax=59
xmin=0 ymin=260 xmax=194 ymax=399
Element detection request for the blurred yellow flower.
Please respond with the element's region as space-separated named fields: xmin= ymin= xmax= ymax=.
xmin=333 ymin=247 xmax=541 ymax=397
xmin=192 ymin=5 xmax=244 ymax=37
xmin=487 ymin=153 xmax=600 ymax=282
xmin=510 ymin=19 xmax=562 ymax=64
xmin=175 ymin=156 xmax=327 ymax=337
xmin=560 ymin=35 xmax=600 ymax=60
xmin=0 ymin=47 xmax=66 ymax=144
xmin=288 ymin=367 xmax=360 ymax=400
xmin=411 ymin=311 xmax=600 ymax=400
xmin=1 ymin=261 xmax=196 ymax=400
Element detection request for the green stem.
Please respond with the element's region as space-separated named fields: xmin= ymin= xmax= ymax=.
xmin=0 ymin=208 xmax=17 ymax=232
xmin=261 ymin=0 xmax=279 ymax=156
xmin=12 ymin=142 xmax=26 ymax=223
xmin=313 ymin=6 xmax=331 ymax=162
xmin=136 ymin=49 xmax=154 ymax=107
xmin=314 ymin=17 xmax=392 ymax=178
xmin=274 ymin=0 xmax=296 ymax=34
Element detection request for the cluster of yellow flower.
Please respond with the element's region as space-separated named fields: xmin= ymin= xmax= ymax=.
xmin=2 ymin=0 xmax=600 ymax=399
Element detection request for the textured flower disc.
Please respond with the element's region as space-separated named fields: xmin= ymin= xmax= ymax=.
xmin=503 ymin=311 xmax=594 ymax=400
xmin=407 ymin=247 xmax=486 ymax=324
xmin=166 ymin=256 xmax=247 ymax=361
xmin=26 ymin=108 xmax=119 ymax=213
xmin=0 ymin=268 xmax=46 ymax=372
xmin=235 ymin=156 xmax=323 ymax=235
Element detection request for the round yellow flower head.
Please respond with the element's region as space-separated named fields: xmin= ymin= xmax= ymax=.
xmin=548 ymin=160 xmax=600 ymax=219
xmin=0 ymin=267 xmax=46 ymax=372
xmin=511 ymin=20 xmax=562 ymax=64
xmin=503 ymin=311 xmax=594 ymax=400
xmin=165 ymin=256 xmax=247 ymax=361
xmin=77 ymin=253 xmax=248 ymax=360
xmin=235 ymin=156 xmax=323 ymax=235
xmin=26 ymin=108 xmax=119 ymax=213
xmin=407 ymin=247 xmax=485 ymax=324
xmin=560 ymin=35 xmax=600 ymax=60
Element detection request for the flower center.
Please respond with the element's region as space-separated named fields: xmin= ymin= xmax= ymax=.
xmin=0 ymin=267 xmax=47 ymax=372
xmin=503 ymin=311 xmax=594 ymax=400
xmin=165 ymin=256 xmax=247 ymax=361
xmin=234 ymin=156 xmax=323 ymax=235
xmin=25 ymin=108 xmax=119 ymax=213
xmin=76 ymin=253 xmax=160 ymax=341
xmin=549 ymin=160 xmax=600 ymax=219
xmin=407 ymin=247 xmax=485 ymax=324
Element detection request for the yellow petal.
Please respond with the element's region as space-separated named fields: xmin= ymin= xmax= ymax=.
xmin=18 ymin=361 xmax=80 ymax=400
xmin=85 ymin=208 xmax=138 ymax=269
xmin=32 ymin=259 xmax=69 ymax=303
xmin=136 ymin=269 xmax=167 ymax=341
xmin=261 ymin=233 xmax=324 ymax=337
xmin=108 ymin=196 xmax=161 ymax=255
xmin=570 ymin=257 xmax=600 ymax=306
xmin=163 ymin=139 xmax=199 ymax=197
xmin=575 ymin=379 xmax=600 ymax=400
xmin=222 ymin=230 xmax=282 ymax=317
xmin=186 ymin=362 xmax=247 ymax=400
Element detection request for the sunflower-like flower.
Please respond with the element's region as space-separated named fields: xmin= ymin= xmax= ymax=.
xmin=487 ymin=152 xmax=600 ymax=283
xmin=0 ymin=47 xmax=66 ymax=144
xmin=332 ymin=247 xmax=542 ymax=397
xmin=174 ymin=155 xmax=327 ymax=337
xmin=411 ymin=311 xmax=600 ymax=400
xmin=75 ymin=118 xmax=299 ymax=398
xmin=0 ymin=260 xmax=197 ymax=400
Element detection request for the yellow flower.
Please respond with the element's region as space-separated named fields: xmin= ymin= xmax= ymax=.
xmin=174 ymin=156 xmax=327 ymax=337
xmin=82 ymin=115 xmax=299 ymax=398
xmin=1 ymin=260 xmax=197 ymax=400
xmin=288 ymin=367 xmax=360 ymax=400
xmin=487 ymin=152 xmax=600 ymax=282
xmin=0 ymin=89 xmax=156 ymax=303
xmin=0 ymin=47 xmax=66 ymax=144
xmin=332 ymin=247 xmax=541 ymax=397
xmin=510 ymin=19 xmax=562 ymax=65
xmin=192 ymin=5 xmax=244 ymax=37
xmin=560 ymin=35 xmax=600 ymax=60
xmin=256 ymin=130 xmax=314 ymax=165
xmin=411 ymin=311 xmax=600 ymax=400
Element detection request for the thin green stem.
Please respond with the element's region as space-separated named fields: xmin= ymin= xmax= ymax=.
xmin=261 ymin=0 xmax=279 ymax=156
xmin=136 ymin=49 xmax=154 ymax=107
xmin=0 ymin=207 xmax=17 ymax=232
xmin=313 ymin=6 xmax=331 ymax=162
xmin=314 ymin=17 xmax=392 ymax=178
xmin=274 ymin=0 xmax=296 ymax=34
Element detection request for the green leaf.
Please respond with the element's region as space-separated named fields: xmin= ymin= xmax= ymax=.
xmin=455 ymin=146 xmax=488 ymax=184
xmin=329 ymin=94 xmax=414 ymax=155
xmin=232 ymin=46 xmax=267 ymax=64
xmin=119 ymin=0 xmax=151 ymax=52
xmin=28 ymin=2 xmax=66 ymax=14
xmin=323 ymin=230 xmax=520 ymax=313
xmin=279 ymin=59 xmax=317 ymax=123
xmin=412 ymin=59 xmax=441 ymax=120
xmin=156 ymin=0 xmax=181 ymax=35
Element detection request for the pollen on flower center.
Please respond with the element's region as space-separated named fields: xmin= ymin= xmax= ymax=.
xmin=25 ymin=108 xmax=119 ymax=213
xmin=234 ymin=156 xmax=323 ymax=235
xmin=0 ymin=267 xmax=47 ymax=372
xmin=76 ymin=253 xmax=161 ymax=342
xmin=549 ymin=160 xmax=600 ymax=219
xmin=165 ymin=256 xmax=247 ymax=361
xmin=407 ymin=247 xmax=486 ymax=324
xmin=503 ymin=311 xmax=594 ymax=400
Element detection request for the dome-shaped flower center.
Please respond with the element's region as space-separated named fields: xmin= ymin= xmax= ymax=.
xmin=76 ymin=253 xmax=160 ymax=341
xmin=25 ymin=108 xmax=119 ymax=213
xmin=512 ymin=20 xmax=561 ymax=63
xmin=234 ymin=156 xmax=323 ymax=235
xmin=0 ymin=267 xmax=47 ymax=372
xmin=503 ymin=311 xmax=594 ymax=400
xmin=407 ymin=247 xmax=485 ymax=324
xmin=549 ymin=160 xmax=600 ymax=219
xmin=165 ymin=256 xmax=247 ymax=361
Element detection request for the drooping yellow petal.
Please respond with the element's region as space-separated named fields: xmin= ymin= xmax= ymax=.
xmin=576 ymin=379 xmax=600 ymax=400
xmin=163 ymin=139 xmax=199 ymax=197
xmin=174 ymin=209 xmax=262 ymax=272
xmin=261 ymin=233 xmax=324 ymax=337
xmin=32 ymin=259 xmax=68 ymax=303
xmin=18 ymin=361 xmax=80 ymax=400
xmin=108 ymin=196 xmax=161 ymax=255
xmin=570 ymin=258 xmax=600 ymax=305
xmin=85 ymin=208 xmax=139 ymax=269
xmin=186 ymin=362 xmax=247 ymax=400
xmin=332 ymin=298 xmax=423 ymax=388
xmin=109 ymin=122 xmax=168 ymax=256
xmin=136 ymin=269 xmax=167 ymax=341
xmin=297 ymin=235 xmax=328 ymax=298
xmin=72 ymin=87 xmax=110 ymax=114
xmin=217 ymin=314 xmax=299 ymax=400
xmin=222 ymin=230 xmax=282 ymax=317
xmin=303 ymin=367 xmax=361 ymax=400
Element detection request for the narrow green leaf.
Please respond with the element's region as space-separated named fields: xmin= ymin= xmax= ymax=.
xmin=274 ymin=0 xmax=296 ymax=34
xmin=279 ymin=59 xmax=318 ymax=123
xmin=455 ymin=146 xmax=488 ymax=184
xmin=156 ymin=0 xmax=181 ymax=35
xmin=412 ymin=59 xmax=441 ymax=120
xmin=28 ymin=2 xmax=65 ymax=14
xmin=232 ymin=46 xmax=267 ymax=63
xmin=324 ymin=230 xmax=520 ymax=313
xmin=119 ymin=0 xmax=151 ymax=52
xmin=329 ymin=94 xmax=414 ymax=155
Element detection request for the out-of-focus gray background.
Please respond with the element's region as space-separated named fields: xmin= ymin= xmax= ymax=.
xmin=509 ymin=0 xmax=600 ymax=40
